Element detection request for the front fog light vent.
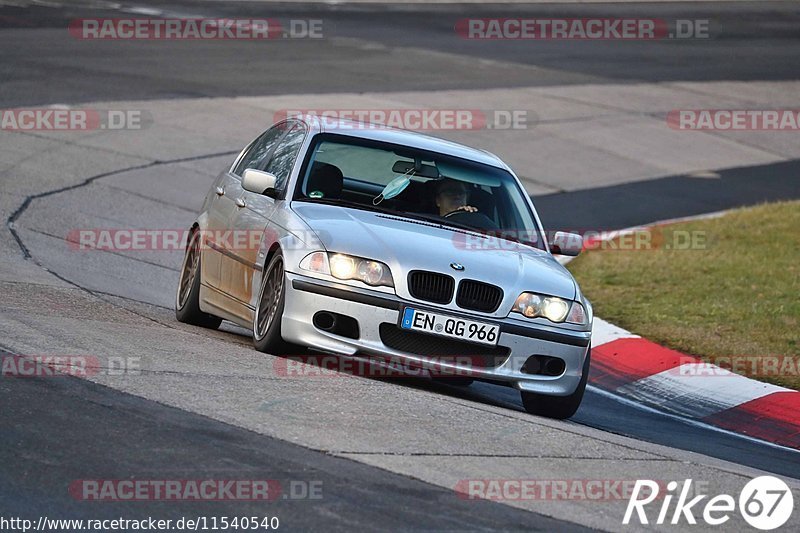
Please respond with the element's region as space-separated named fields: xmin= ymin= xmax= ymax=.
xmin=521 ymin=355 xmax=566 ymax=377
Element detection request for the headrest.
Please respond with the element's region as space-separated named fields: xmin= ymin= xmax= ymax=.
xmin=307 ymin=162 xmax=343 ymax=199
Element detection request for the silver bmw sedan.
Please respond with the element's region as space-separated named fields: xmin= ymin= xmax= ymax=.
xmin=176 ymin=115 xmax=592 ymax=419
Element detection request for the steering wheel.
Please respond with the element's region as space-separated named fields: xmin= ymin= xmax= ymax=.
xmin=444 ymin=206 xmax=471 ymax=218
xmin=443 ymin=208 xmax=498 ymax=230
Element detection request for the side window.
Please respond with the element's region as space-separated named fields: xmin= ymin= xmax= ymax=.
xmin=264 ymin=123 xmax=307 ymax=192
xmin=232 ymin=123 xmax=288 ymax=177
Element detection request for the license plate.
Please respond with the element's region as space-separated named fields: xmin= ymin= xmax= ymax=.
xmin=400 ymin=307 xmax=500 ymax=346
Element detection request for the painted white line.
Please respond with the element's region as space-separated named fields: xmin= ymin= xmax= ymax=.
xmin=587 ymin=385 xmax=800 ymax=457
xmin=617 ymin=364 xmax=789 ymax=419
xmin=122 ymin=7 xmax=163 ymax=16
xmin=687 ymin=170 xmax=722 ymax=179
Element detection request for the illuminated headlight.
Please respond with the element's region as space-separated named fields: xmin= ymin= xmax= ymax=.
xmin=330 ymin=254 xmax=357 ymax=279
xmin=300 ymin=252 xmax=394 ymax=288
xmin=513 ymin=292 xmax=587 ymax=325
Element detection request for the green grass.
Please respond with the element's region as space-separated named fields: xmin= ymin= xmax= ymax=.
xmin=568 ymin=201 xmax=800 ymax=390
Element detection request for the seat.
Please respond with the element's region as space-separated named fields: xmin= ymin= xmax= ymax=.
xmin=419 ymin=179 xmax=441 ymax=214
xmin=469 ymin=187 xmax=497 ymax=218
xmin=306 ymin=162 xmax=343 ymax=199
xmin=392 ymin=179 xmax=427 ymax=213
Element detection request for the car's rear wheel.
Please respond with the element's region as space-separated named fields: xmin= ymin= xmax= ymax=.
xmin=253 ymin=251 xmax=293 ymax=354
xmin=521 ymin=347 xmax=590 ymax=420
xmin=175 ymin=229 xmax=222 ymax=329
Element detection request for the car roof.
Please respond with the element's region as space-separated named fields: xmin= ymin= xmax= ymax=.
xmin=291 ymin=114 xmax=510 ymax=170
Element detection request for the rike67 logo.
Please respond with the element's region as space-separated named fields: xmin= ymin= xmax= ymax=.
xmin=624 ymin=476 xmax=794 ymax=530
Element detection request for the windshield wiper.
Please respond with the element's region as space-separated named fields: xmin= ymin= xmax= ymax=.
xmin=399 ymin=212 xmax=542 ymax=249
xmin=397 ymin=212 xmax=483 ymax=234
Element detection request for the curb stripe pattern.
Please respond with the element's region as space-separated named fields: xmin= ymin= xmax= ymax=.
xmin=590 ymin=320 xmax=800 ymax=450
xmin=703 ymin=392 xmax=800 ymax=449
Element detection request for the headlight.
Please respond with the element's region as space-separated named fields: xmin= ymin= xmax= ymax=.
xmin=566 ymin=302 xmax=587 ymax=325
xmin=330 ymin=254 xmax=357 ymax=279
xmin=512 ymin=292 xmax=587 ymax=325
xmin=299 ymin=251 xmax=328 ymax=273
xmin=300 ymin=252 xmax=394 ymax=288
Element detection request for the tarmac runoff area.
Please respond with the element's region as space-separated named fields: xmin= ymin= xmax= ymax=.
xmin=2 ymin=82 xmax=800 ymax=530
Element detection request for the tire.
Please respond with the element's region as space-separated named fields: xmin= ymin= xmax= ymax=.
xmin=521 ymin=346 xmax=590 ymax=420
xmin=253 ymin=251 xmax=293 ymax=354
xmin=175 ymin=229 xmax=222 ymax=329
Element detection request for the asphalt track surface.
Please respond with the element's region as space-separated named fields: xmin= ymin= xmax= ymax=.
xmin=1 ymin=354 xmax=579 ymax=532
xmin=1 ymin=1 xmax=799 ymax=107
xmin=2 ymin=1 xmax=800 ymax=531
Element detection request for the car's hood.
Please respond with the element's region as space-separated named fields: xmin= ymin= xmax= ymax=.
xmin=293 ymin=202 xmax=577 ymax=304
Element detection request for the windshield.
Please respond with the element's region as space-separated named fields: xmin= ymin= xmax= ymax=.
xmin=293 ymin=134 xmax=546 ymax=250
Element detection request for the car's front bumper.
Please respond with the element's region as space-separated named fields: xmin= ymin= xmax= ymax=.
xmin=280 ymin=273 xmax=591 ymax=396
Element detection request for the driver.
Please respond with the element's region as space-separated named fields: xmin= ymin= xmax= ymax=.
xmin=435 ymin=178 xmax=477 ymax=217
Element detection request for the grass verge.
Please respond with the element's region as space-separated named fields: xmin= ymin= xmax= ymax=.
xmin=568 ymin=200 xmax=799 ymax=390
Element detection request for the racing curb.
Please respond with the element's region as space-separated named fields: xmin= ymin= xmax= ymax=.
xmin=570 ymin=213 xmax=800 ymax=450
xmin=589 ymin=318 xmax=800 ymax=450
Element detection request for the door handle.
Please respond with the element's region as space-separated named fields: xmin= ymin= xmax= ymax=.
xmin=215 ymin=186 xmax=225 ymax=196
xmin=235 ymin=197 xmax=246 ymax=208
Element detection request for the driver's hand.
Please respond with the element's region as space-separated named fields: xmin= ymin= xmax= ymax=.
xmin=455 ymin=205 xmax=478 ymax=213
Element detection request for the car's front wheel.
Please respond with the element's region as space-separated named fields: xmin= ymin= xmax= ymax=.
xmin=521 ymin=347 xmax=590 ymax=420
xmin=253 ymin=251 xmax=293 ymax=354
xmin=175 ymin=228 xmax=222 ymax=329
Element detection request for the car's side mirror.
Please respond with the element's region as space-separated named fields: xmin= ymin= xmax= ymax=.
xmin=242 ymin=168 xmax=278 ymax=197
xmin=548 ymin=231 xmax=583 ymax=256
